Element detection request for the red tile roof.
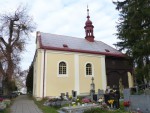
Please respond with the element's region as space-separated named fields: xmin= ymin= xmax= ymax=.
xmin=37 ymin=32 xmax=125 ymax=57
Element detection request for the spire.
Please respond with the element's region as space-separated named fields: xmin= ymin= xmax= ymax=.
xmin=84 ymin=6 xmax=94 ymax=42
xmin=87 ymin=5 xmax=90 ymax=19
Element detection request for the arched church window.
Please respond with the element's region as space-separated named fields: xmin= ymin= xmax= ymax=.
xmin=59 ymin=61 xmax=67 ymax=75
xmin=86 ymin=63 xmax=92 ymax=75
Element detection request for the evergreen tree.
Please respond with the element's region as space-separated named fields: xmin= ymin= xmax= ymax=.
xmin=114 ymin=0 xmax=150 ymax=84
xmin=26 ymin=64 xmax=33 ymax=93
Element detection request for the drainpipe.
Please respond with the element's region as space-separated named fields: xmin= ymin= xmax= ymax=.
xmin=43 ymin=49 xmax=46 ymax=98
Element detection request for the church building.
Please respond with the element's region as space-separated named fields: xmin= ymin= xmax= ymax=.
xmin=32 ymin=8 xmax=133 ymax=98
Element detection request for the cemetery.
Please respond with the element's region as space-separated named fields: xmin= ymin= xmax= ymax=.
xmin=42 ymin=77 xmax=129 ymax=113
xmin=39 ymin=77 xmax=150 ymax=113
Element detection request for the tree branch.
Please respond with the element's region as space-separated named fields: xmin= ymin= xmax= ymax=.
xmin=0 ymin=61 xmax=6 ymax=76
xmin=0 ymin=45 xmax=7 ymax=57
xmin=0 ymin=37 xmax=7 ymax=47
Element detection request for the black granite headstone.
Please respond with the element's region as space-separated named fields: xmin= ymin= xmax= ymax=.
xmin=93 ymin=94 xmax=97 ymax=102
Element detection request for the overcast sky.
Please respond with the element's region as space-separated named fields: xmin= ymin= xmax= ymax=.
xmin=0 ymin=0 xmax=120 ymax=70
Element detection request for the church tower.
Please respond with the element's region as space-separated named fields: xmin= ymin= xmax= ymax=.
xmin=84 ymin=6 xmax=94 ymax=42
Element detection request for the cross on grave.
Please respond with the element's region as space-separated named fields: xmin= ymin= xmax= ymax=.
xmin=90 ymin=77 xmax=96 ymax=101
xmin=92 ymin=77 xmax=94 ymax=83
xmin=90 ymin=77 xmax=95 ymax=91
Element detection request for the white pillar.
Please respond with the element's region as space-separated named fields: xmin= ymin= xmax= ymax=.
xmin=40 ymin=50 xmax=44 ymax=98
xmin=74 ymin=54 xmax=79 ymax=94
xmin=128 ymin=72 xmax=134 ymax=88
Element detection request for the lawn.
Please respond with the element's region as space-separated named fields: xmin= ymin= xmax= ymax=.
xmin=84 ymin=108 xmax=129 ymax=113
xmin=0 ymin=108 xmax=10 ymax=113
xmin=33 ymin=98 xmax=58 ymax=113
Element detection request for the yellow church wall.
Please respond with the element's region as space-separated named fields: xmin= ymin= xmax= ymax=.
xmin=33 ymin=50 xmax=105 ymax=98
xmin=45 ymin=51 xmax=75 ymax=97
xmin=79 ymin=55 xmax=102 ymax=95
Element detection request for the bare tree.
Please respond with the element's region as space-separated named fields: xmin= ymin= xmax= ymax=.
xmin=0 ymin=6 xmax=36 ymax=93
xmin=15 ymin=69 xmax=28 ymax=91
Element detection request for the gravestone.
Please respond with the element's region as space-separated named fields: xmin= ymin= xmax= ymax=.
xmin=130 ymin=87 xmax=137 ymax=94
xmin=144 ymin=88 xmax=150 ymax=95
xmin=104 ymin=94 xmax=110 ymax=105
xmin=72 ymin=90 xmax=77 ymax=100
xmin=93 ymin=94 xmax=98 ymax=102
xmin=114 ymin=89 xmax=120 ymax=109
xmin=97 ymin=89 xmax=104 ymax=99
xmin=123 ymin=88 xmax=131 ymax=101
xmin=60 ymin=93 xmax=65 ymax=100
xmin=104 ymin=89 xmax=120 ymax=109
xmin=66 ymin=92 xmax=69 ymax=99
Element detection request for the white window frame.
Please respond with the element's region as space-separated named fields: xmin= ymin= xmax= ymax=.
xmin=85 ymin=62 xmax=94 ymax=77
xmin=57 ymin=60 xmax=68 ymax=77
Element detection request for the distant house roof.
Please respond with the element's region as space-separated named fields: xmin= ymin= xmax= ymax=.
xmin=37 ymin=32 xmax=125 ymax=57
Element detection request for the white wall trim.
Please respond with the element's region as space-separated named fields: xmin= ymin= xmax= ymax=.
xmin=44 ymin=51 xmax=47 ymax=97
xmin=74 ymin=54 xmax=79 ymax=94
xmin=40 ymin=50 xmax=44 ymax=98
xmin=46 ymin=50 xmax=103 ymax=58
xmin=101 ymin=56 xmax=107 ymax=90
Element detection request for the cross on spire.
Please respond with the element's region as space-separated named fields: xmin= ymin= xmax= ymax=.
xmin=87 ymin=5 xmax=90 ymax=19
xmin=84 ymin=6 xmax=95 ymax=42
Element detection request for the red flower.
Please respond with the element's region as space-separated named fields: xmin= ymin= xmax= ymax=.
xmin=82 ymin=98 xmax=91 ymax=103
xmin=123 ymin=101 xmax=130 ymax=107
xmin=0 ymin=98 xmax=3 ymax=102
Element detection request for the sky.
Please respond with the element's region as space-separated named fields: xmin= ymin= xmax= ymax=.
xmin=0 ymin=0 xmax=121 ymax=71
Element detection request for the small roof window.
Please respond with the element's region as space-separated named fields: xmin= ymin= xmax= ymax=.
xmin=105 ymin=49 xmax=110 ymax=52
xmin=63 ymin=44 xmax=68 ymax=48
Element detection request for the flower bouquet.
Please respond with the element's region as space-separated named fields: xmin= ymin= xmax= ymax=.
xmin=108 ymin=99 xmax=114 ymax=108
xmin=81 ymin=98 xmax=91 ymax=106
xmin=123 ymin=101 xmax=130 ymax=111
xmin=82 ymin=98 xmax=91 ymax=103
xmin=123 ymin=101 xmax=130 ymax=107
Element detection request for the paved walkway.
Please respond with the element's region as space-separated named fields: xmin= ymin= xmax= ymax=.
xmin=10 ymin=95 xmax=43 ymax=113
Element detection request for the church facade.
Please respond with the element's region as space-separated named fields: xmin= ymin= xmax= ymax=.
xmin=32 ymin=8 xmax=133 ymax=98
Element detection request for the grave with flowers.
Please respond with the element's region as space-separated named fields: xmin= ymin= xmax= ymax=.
xmin=104 ymin=86 xmax=120 ymax=110
xmin=0 ymin=97 xmax=11 ymax=111
xmin=57 ymin=78 xmax=103 ymax=112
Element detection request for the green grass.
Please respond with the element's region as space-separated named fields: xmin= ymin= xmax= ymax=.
xmin=83 ymin=108 xmax=129 ymax=113
xmin=0 ymin=108 xmax=10 ymax=113
xmin=0 ymin=101 xmax=12 ymax=113
xmin=32 ymin=97 xmax=58 ymax=113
